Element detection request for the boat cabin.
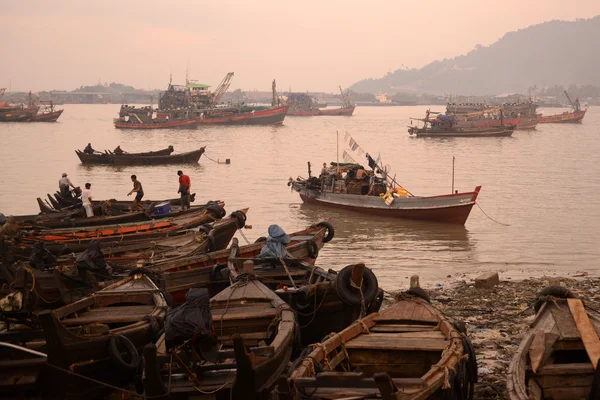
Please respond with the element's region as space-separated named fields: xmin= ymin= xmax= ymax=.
xmin=319 ymin=163 xmax=388 ymax=196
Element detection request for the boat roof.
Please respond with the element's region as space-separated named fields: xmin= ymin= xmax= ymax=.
xmin=188 ymin=83 xmax=210 ymax=89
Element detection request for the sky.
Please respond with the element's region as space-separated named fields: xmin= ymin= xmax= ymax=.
xmin=2 ymin=0 xmax=600 ymax=93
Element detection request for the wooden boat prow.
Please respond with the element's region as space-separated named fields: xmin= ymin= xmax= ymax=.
xmin=282 ymin=290 xmax=476 ymax=399
xmin=507 ymin=289 xmax=600 ymax=400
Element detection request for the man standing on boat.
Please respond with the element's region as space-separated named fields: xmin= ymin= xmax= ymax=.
xmin=59 ymin=173 xmax=75 ymax=198
xmin=82 ymin=183 xmax=93 ymax=217
xmin=128 ymin=175 xmax=144 ymax=211
xmin=177 ymin=170 xmax=191 ymax=210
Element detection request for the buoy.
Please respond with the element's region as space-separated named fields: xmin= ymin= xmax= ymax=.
xmin=218 ymin=158 xmax=231 ymax=164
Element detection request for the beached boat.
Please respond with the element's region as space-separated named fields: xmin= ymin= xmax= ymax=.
xmin=290 ymin=163 xmax=481 ymax=225
xmin=76 ymin=146 xmax=205 ymax=165
xmin=279 ymin=287 xmax=477 ymax=399
xmin=409 ymin=112 xmax=515 ymax=137
xmin=37 ymin=273 xmax=167 ymax=396
xmin=507 ymin=287 xmax=600 ymax=400
xmin=142 ymin=239 xmax=295 ymax=399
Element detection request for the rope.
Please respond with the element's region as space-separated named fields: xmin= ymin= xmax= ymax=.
xmin=193 ymin=381 xmax=232 ymax=394
xmin=476 ymin=202 xmax=510 ymax=226
xmin=203 ymin=153 xmax=220 ymax=164
xmin=237 ymin=229 xmax=250 ymax=245
xmin=23 ymin=267 xmax=62 ymax=304
xmin=299 ymin=283 xmax=331 ymax=327
xmin=349 ymin=276 xmax=367 ymax=319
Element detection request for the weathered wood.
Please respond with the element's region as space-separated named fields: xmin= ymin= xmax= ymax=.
xmin=551 ymin=305 xmax=580 ymax=340
xmin=346 ymin=335 xmax=448 ymax=352
xmin=568 ymin=298 xmax=600 ymax=369
xmin=370 ymin=324 xmax=438 ymax=333
xmin=537 ymin=362 xmax=595 ymax=375
xmin=542 ymin=386 xmax=591 ymax=399
xmin=534 ymin=373 xmax=594 ymax=389
xmin=529 ymin=331 xmax=559 ymax=373
xmin=527 ymin=378 xmax=542 ymax=400
xmin=350 ymin=263 xmax=365 ymax=289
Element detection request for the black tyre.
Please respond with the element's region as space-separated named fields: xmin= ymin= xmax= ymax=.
xmin=207 ymin=204 xmax=226 ymax=219
xmin=231 ymin=210 xmax=246 ymax=229
xmin=307 ymin=240 xmax=319 ymax=259
xmin=108 ymin=334 xmax=139 ymax=371
xmin=335 ymin=264 xmax=379 ymax=306
xmin=143 ymin=315 xmax=160 ymax=341
xmin=404 ymin=287 xmax=431 ymax=303
xmin=199 ymin=223 xmax=213 ymax=235
xmin=315 ymin=221 xmax=335 ymax=243
xmin=160 ymin=288 xmax=175 ymax=308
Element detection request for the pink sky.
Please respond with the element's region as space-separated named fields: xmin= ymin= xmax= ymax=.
xmin=2 ymin=0 xmax=599 ymax=92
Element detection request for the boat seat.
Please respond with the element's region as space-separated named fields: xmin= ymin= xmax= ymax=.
xmin=294 ymin=372 xmax=426 ymax=390
xmin=60 ymin=305 xmax=155 ymax=325
xmin=346 ymin=333 xmax=448 ymax=352
xmin=536 ymin=363 xmax=595 ymax=376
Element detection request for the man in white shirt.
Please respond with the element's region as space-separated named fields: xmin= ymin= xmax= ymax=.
xmin=58 ymin=173 xmax=75 ymax=198
xmin=81 ymin=183 xmax=93 ymax=217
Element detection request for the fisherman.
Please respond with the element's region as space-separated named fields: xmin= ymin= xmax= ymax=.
xmin=58 ymin=173 xmax=75 ymax=198
xmin=0 ymin=216 xmax=20 ymax=240
xmin=575 ymin=98 xmax=581 ymax=112
xmin=84 ymin=143 xmax=95 ymax=155
xmin=127 ymin=175 xmax=144 ymax=211
xmin=81 ymin=183 xmax=94 ymax=217
xmin=177 ymin=170 xmax=191 ymax=210
xmin=113 ymin=145 xmax=124 ymax=155
xmin=320 ymin=162 xmax=329 ymax=177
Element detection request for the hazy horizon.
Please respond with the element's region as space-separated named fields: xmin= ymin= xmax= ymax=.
xmin=2 ymin=0 xmax=600 ymax=93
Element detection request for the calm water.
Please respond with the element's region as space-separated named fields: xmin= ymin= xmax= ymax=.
xmin=1 ymin=105 xmax=599 ymax=290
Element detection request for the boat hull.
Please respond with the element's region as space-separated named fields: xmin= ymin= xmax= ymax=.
xmin=114 ymin=118 xmax=200 ymax=129
xmin=76 ymin=147 xmax=205 ymax=165
xmin=29 ymin=109 xmax=64 ymax=122
xmin=411 ymin=127 xmax=514 ymax=137
xmin=538 ymin=109 xmax=586 ymax=124
xmin=295 ymin=185 xmax=481 ymax=225
xmin=288 ymin=105 xmax=355 ymax=116
xmin=200 ymin=104 xmax=288 ymax=125
xmin=470 ymin=117 xmax=538 ymax=130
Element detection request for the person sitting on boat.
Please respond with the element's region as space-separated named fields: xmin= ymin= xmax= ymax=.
xmin=84 ymin=143 xmax=95 ymax=154
xmin=259 ymin=225 xmax=291 ymax=259
xmin=113 ymin=145 xmax=124 ymax=155
xmin=58 ymin=173 xmax=76 ymax=198
xmin=320 ymin=162 xmax=329 ymax=177
xmin=127 ymin=175 xmax=144 ymax=211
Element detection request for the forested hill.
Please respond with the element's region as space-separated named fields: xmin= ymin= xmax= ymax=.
xmin=350 ymin=16 xmax=600 ymax=96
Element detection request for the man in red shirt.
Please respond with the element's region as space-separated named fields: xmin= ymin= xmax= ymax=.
xmin=177 ymin=170 xmax=191 ymax=210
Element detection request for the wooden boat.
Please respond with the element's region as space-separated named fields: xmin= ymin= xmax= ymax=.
xmin=0 ymin=107 xmax=37 ymax=122
xmin=155 ymin=221 xmax=331 ymax=303
xmin=114 ymin=105 xmax=200 ymax=129
xmin=0 ymin=341 xmax=49 ymax=396
xmin=29 ymin=101 xmax=63 ymax=122
xmin=507 ymin=287 xmax=600 ymax=400
xmin=19 ymin=207 xmax=226 ymax=255
xmin=74 ymin=145 xmax=174 ymax=164
xmin=288 ymin=105 xmax=355 ymax=116
xmin=290 ymin=164 xmax=481 ymax=225
xmin=279 ymin=288 xmax=477 ymax=399
xmin=409 ymin=111 xmax=515 ymax=137
xmin=36 ymin=273 xmax=167 ymax=395
xmin=538 ymin=109 xmax=587 ymax=124
xmin=75 ymin=146 xmax=205 ymax=165
xmin=198 ymin=104 xmax=289 ymax=125
xmin=141 ymin=238 xmax=295 ymax=399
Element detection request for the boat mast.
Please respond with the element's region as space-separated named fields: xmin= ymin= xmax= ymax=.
xmin=564 ymin=90 xmax=576 ymax=110
xmin=336 ymin=131 xmax=339 ymax=174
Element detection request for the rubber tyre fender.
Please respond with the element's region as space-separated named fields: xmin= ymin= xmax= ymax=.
xmin=198 ymin=223 xmax=213 ymax=235
xmin=206 ymin=204 xmax=226 ymax=219
xmin=134 ymin=355 xmax=145 ymax=395
xmin=315 ymin=221 xmax=335 ymax=243
xmin=534 ymin=286 xmax=575 ymax=314
xmin=366 ymin=288 xmax=384 ymax=314
xmin=254 ymin=236 xmax=267 ymax=243
xmin=404 ymin=287 xmax=431 ymax=303
xmin=160 ymin=288 xmax=175 ymax=308
xmin=211 ymin=264 xmax=228 ymax=282
xmin=334 ymin=264 xmax=379 ymax=307
xmin=292 ymin=289 xmax=314 ymax=312
xmin=108 ymin=334 xmax=139 ymax=371
xmin=307 ymin=240 xmax=319 ymax=259
xmin=230 ymin=210 xmax=246 ymax=229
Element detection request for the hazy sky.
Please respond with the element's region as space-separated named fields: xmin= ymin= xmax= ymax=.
xmin=2 ymin=1 xmax=599 ymax=93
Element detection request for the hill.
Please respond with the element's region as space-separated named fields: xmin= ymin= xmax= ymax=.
xmin=350 ymin=16 xmax=600 ymax=96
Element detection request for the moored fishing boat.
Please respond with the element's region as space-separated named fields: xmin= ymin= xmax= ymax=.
xmin=199 ymin=103 xmax=289 ymax=125
xmin=141 ymin=239 xmax=295 ymax=399
xmin=507 ymin=286 xmax=600 ymax=400
xmin=114 ymin=105 xmax=200 ymax=129
xmin=538 ymin=90 xmax=587 ymax=124
xmin=29 ymin=101 xmax=63 ymax=122
xmin=279 ymin=285 xmax=477 ymax=400
xmin=287 ymin=86 xmax=355 ymax=116
xmin=447 ymin=100 xmax=539 ymax=130
xmin=290 ymin=162 xmax=481 ymax=225
xmin=409 ymin=111 xmax=515 ymax=137
xmin=76 ymin=146 xmax=205 ymax=165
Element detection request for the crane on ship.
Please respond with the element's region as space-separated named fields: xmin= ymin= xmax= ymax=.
xmin=339 ymin=85 xmax=352 ymax=108
xmin=210 ymin=72 xmax=234 ymax=107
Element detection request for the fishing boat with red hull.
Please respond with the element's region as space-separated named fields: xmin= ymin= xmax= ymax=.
xmin=29 ymin=101 xmax=63 ymax=122
xmin=538 ymin=90 xmax=587 ymax=124
xmin=290 ymin=161 xmax=481 ymax=225
xmin=199 ymin=103 xmax=288 ymax=125
xmin=447 ymin=100 xmax=539 ymax=130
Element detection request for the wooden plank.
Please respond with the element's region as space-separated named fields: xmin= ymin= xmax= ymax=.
xmin=543 ymin=386 xmax=591 ymax=399
xmin=294 ymin=373 xmax=425 ymax=389
xmin=527 ymin=378 xmax=542 ymax=400
xmin=568 ymin=298 xmax=600 ymax=369
xmin=371 ymin=324 xmax=438 ymax=333
xmin=346 ymin=336 xmax=448 ymax=352
xmin=349 ymin=348 xmax=442 ymax=366
xmin=534 ymin=374 xmax=594 ymax=389
xmin=60 ymin=305 xmax=154 ymax=325
xmin=551 ymin=305 xmax=580 ymax=341
xmin=537 ymin=362 xmax=595 ymax=375
xmin=529 ymin=331 xmax=559 ymax=373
